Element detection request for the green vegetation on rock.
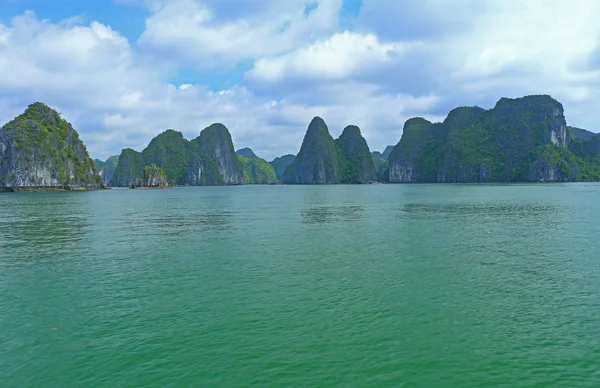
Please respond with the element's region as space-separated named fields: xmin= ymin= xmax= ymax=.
xmin=371 ymin=145 xmax=394 ymax=181
xmin=568 ymin=126 xmax=597 ymax=141
xmin=140 ymin=130 xmax=193 ymax=185
xmin=282 ymin=117 xmax=340 ymax=184
xmin=282 ymin=119 xmax=380 ymax=184
xmin=269 ymin=154 xmax=295 ymax=181
xmin=236 ymin=147 xmax=259 ymax=159
xmin=567 ymin=131 xmax=600 ymax=180
xmin=94 ymin=155 xmax=119 ymax=184
xmin=388 ymin=95 xmax=600 ymax=182
xmin=334 ymin=125 xmax=377 ymax=183
xmin=239 ymin=156 xmax=277 ymax=184
xmin=111 ymin=148 xmax=145 ymax=187
xmin=195 ymin=124 xmax=246 ymax=184
xmin=93 ymin=159 xmax=105 ymax=170
xmin=110 ymin=125 xmax=244 ymax=187
xmin=140 ymin=164 xmax=169 ymax=188
xmin=0 ymin=102 xmax=100 ymax=188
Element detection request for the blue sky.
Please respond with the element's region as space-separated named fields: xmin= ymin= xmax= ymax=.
xmin=0 ymin=0 xmax=599 ymax=160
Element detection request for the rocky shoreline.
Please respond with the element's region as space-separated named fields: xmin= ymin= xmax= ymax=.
xmin=1 ymin=185 xmax=109 ymax=192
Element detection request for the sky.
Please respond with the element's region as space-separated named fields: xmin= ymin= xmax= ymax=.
xmin=1 ymin=0 xmax=600 ymax=161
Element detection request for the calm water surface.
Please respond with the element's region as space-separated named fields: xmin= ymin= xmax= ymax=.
xmin=1 ymin=184 xmax=600 ymax=387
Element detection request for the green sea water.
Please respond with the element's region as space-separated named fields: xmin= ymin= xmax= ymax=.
xmin=1 ymin=184 xmax=600 ymax=387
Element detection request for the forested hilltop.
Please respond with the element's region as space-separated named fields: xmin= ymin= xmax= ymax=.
xmin=2 ymin=95 xmax=600 ymax=191
xmin=0 ymin=103 xmax=100 ymax=191
xmin=388 ymin=95 xmax=600 ymax=182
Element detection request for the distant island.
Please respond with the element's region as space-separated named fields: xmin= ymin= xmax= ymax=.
xmin=1 ymin=95 xmax=599 ymax=191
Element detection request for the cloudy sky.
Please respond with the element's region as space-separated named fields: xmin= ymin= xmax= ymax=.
xmin=1 ymin=0 xmax=599 ymax=161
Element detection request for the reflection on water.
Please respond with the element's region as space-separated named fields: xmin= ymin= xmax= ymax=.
xmin=120 ymin=212 xmax=234 ymax=237
xmin=301 ymin=205 xmax=364 ymax=224
xmin=397 ymin=202 xmax=562 ymax=220
xmin=115 ymin=192 xmax=236 ymax=237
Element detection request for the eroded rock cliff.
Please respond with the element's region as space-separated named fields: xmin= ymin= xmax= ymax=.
xmin=0 ymin=102 xmax=100 ymax=190
xmin=195 ymin=124 xmax=246 ymax=184
xmin=282 ymin=117 xmax=340 ymax=184
xmin=388 ymin=95 xmax=594 ymax=182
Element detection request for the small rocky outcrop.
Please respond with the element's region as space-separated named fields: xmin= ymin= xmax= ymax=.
xmin=130 ymin=165 xmax=170 ymax=188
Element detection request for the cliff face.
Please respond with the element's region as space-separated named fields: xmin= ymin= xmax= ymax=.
xmin=388 ymin=118 xmax=444 ymax=183
xmin=0 ymin=102 xmax=100 ymax=189
xmin=269 ymin=154 xmax=295 ymax=181
xmin=371 ymin=146 xmax=393 ymax=182
xmin=282 ymin=117 xmax=340 ymax=184
xmin=136 ymin=129 xmax=226 ymax=186
xmin=335 ymin=125 xmax=377 ymax=183
xmin=567 ymin=131 xmax=600 ymax=180
xmin=195 ymin=124 xmax=246 ymax=184
xmin=111 ymin=126 xmax=243 ymax=187
xmin=139 ymin=130 xmax=192 ymax=185
xmin=94 ymin=155 xmax=119 ymax=185
xmin=111 ymin=149 xmax=144 ymax=187
xmin=388 ymin=95 xmax=591 ymax=183
xmin=185 ymin=145 xmax=223 ymax=186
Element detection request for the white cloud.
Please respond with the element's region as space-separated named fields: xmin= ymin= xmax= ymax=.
xmin=138 ymin=0 xmax=343 ymax=67
xmin=0 ymin=11 xmax=147 ymax=111
xmin=247 ymin=31 xmax=412 ymax=83
xmin=447 ymin=0 xmax=600 ymax=79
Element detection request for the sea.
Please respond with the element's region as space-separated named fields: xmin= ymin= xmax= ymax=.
xmin=1 ymin=183 xmax=599 ymax=387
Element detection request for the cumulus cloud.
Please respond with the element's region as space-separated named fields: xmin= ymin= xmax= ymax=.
xmin=0 ymin=11 xmax=148 ymax=110
xmin=247 ymin=31 xmax=413 ymax=83
xmin=138 ymin=0 xmax=343 ymax=67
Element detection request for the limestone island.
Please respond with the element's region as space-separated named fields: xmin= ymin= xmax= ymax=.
xmin=2 ymin=95 xmax=600 ymax=191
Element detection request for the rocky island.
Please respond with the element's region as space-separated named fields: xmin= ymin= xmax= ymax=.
xmin=2 ymin=95 xmax=600 ymax=191
xmin=0 ymin=103 xmax=101 ymax=191
xmin=388 ymin=95 xmax=600 ymax=182
xmin=281 ymin=117 xmax=377 ymax=184
xmin=130 ymin=165 xmax=170 ymax=188
xmin=235 ymin=148 xmax=277 ymax=184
